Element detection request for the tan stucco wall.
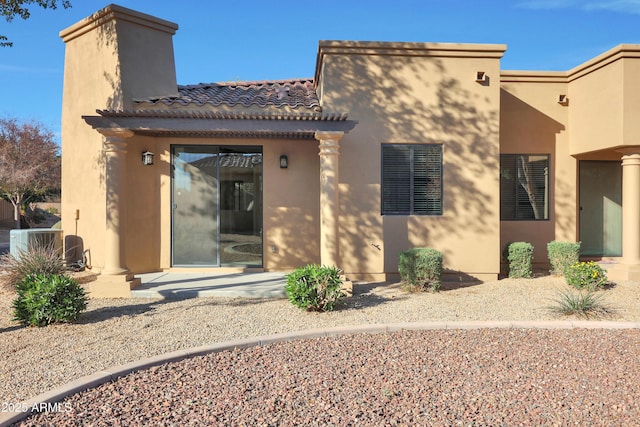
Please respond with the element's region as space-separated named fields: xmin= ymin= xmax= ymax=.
xmin=498 ymin=45 xmax=640 ymax=267
xmin=317 ymin=42 xmax=506 ymax=280
xmin=567 ymin=45 xmax=640 ymax=155
xmin=60 ymin=17 xmax=115 ymax=266
xmin=622 ymin=56 xmax=640 ymax=146
xmin=148 ymin=137 xmax=321 ymax=273
xmin=263 ymin=140 xmax=321 ymax=269
xmin=60 ymin=129 xmax=321 ymax=274
xmin=123 ymin=135 xmax=162 ymax=272
xmin=499 ymin=73 xmax=575 ymax=267
xmin=60 ymin=5 xmax=178 ymax=271
xmin=568 ymin=58 xmax=624 ymax=155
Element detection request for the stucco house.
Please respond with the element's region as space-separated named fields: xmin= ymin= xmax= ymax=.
xmin=60 ymin=4 xmax=640 ymax=297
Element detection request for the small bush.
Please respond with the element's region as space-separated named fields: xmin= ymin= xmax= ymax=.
xmin=547 ymin=241 xmax=581 ymax=276
xmin=13 ymin=274 xmax=88 ymax=327
xmin=285 ymin=264 xmax=345 ymax=312
xmin=398 ymin=247 xmax=443 ymax=292
xmin=548 ymin=290 xmax=610 ymax=318
xmin=0 ymin=242 xmax=65 ymax=291
xmin=565 ymin=261 xmax=607 ymax=291
xmin=46 ymin=207 xmax=60 ymax=215
xmin=505 ymin=242 xmax=533 ymax=278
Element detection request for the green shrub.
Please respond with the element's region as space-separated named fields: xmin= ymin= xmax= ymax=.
xmin=13 ymin=274 xmax=88 ymax=327
xmin=548 ymin=289 xmax=610 ymax=318
xmin=565 ymin=261 xmax=607 ymax=291
xmin=547 ymin=241 xmax=581 ymax=276
xmin=0 ymin=242 xmax=65 ymax=291
xmin=398 ymin=247 xmax=443 ymax=292
xmin=285 ymin=264 xmax=345 ymax=312
xmin=46 ymin=207 xmax=60 ymax=215
xmin=505 ymin=242 xmax=533 ymax=278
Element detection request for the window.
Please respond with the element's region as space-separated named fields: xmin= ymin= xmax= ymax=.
xmin=382 ymin=144 xmax=442 ymax=215
xmin=500 ymin=154 xmax=549 ymax=220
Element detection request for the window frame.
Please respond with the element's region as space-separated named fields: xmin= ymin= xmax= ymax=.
xmin=500 ymin=153 xmax=550 ymax=221
xmin=381 ymin=143 xmax=443 ymax=216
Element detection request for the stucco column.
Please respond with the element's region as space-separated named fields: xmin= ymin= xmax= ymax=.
xmin=620 ymin=152 xmax=640 ymax=266
xmin=101 ymin=129 xmax=133 ymax=275
xmin=315 ymin=131 xmax=344 ymax=267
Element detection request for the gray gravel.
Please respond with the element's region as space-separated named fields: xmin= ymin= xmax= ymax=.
xmin=2 ymin=275 xmax=640 ymax=425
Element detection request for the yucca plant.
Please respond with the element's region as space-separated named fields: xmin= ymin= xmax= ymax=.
xmin=0 ymin=242 xmax=65 ymax=291
xmin=548 ymin=290 xmax=610 ymax=318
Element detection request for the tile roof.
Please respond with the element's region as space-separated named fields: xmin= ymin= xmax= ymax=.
xmin=97 ymin=110 xmax=348 ymax=121
xmin=135 ymin=78 xmax=320 ymax=111
xmin=87 ymin=109 xmax=356 ymax=140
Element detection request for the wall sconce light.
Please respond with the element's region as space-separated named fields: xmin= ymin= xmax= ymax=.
xmin=142 ymin=151 xmax=154 ymax=166
xmin=475 ymin=71 xmax=487 ymax=83
xmin=558 ymin=94 xmax=569 ymax=106
xmin=279 ymin=154 xmax=288 ymax=169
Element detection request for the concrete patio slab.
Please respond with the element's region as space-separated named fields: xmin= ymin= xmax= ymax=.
xmin=131 ymin=271 xmax=288 ymax=299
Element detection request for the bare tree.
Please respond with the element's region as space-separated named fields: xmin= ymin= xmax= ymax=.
xmin=1 ymin=0 xmax=72 ymax=47
xmin=0 ymin=117 xmax=60 ymax=228
xmin=517 ymin=156 xmax=547 ymax=220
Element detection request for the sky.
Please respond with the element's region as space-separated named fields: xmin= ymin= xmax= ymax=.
xmin=1 ymin=0 xmax=640 ymax=144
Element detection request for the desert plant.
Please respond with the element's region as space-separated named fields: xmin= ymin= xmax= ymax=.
xmin=565 ymin=261 xmax=607 ymax=290
xmin=46 ymin=206 xmax=60 ymax=215
xmin=13 ymin=273 xmax=88 ymax=326
xmin=547 ymin=241 xmax=581 ymax=276
xmin=398 ymin=247 xmax=443 ymax=292
xmin=548 ymin=289 xmax=609 ymax=318
xmin=285 ymin=264 xmax=345 ymax=312
xmin=505 ymin=242 xmax=533 ymax=278
xmin=0 ymin=242 xmax=65 ymax=290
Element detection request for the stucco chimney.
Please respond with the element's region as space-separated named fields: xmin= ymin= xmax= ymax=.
xmin=58 ymin=5 xmax=179 ymax=273
xmin=60 ymin=4 xmax=179 ymax=112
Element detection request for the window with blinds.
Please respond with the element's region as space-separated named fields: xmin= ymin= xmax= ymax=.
xmin=381 ymin=144 xmax=442 ymax=215
xmin=500 ymin=154 xmax=549 ymax=220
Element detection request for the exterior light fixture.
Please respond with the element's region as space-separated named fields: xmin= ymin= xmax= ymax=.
xmin=142 ymin=151 xmax=154 ymax=166
xmin=558 ymin=94 xmax=569 ymax=106
xmin=279 ymin=154 xmax=288 ymax=169
xmin=475 ymin=71 xmax=487 ymax=83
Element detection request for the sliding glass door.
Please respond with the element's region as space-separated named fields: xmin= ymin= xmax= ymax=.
xmin=171 ymin=145 xmax=262 ymax=267
xmin=579 ymin=161 xmax=622 ymax=256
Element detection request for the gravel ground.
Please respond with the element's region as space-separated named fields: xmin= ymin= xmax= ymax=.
xmin=2 ymin=275 xmax=640 ymax=425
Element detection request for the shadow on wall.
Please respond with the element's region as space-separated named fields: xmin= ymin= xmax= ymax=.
xmin=265 ymin=206 xmax=320 ymax=269
xmin=499 ymin=90 xmax=566 ymax=266
xmin=323 ymin=53 xmax=504 ymax=275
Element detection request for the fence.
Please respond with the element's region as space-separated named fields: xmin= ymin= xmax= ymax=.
xmin=0 ymin=200 xmax=13 ymax=227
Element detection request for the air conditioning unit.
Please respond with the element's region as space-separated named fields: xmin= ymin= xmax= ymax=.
xmin=10 ymin=229 xmax=63 ymax=260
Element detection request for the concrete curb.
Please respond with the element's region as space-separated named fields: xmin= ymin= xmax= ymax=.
xmin=2 ymin=320 xmax=639 ymax=426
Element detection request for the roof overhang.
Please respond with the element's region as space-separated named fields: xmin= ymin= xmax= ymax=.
xmin=83 ymin=110 xmax=357 ymax=140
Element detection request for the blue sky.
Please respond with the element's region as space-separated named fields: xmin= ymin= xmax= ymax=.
xmin=1 ymin=0 xmax=639 ymax=144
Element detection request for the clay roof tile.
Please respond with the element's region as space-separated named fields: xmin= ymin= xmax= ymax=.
xmin=136 ymin=78 xmax=320 ymax=111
